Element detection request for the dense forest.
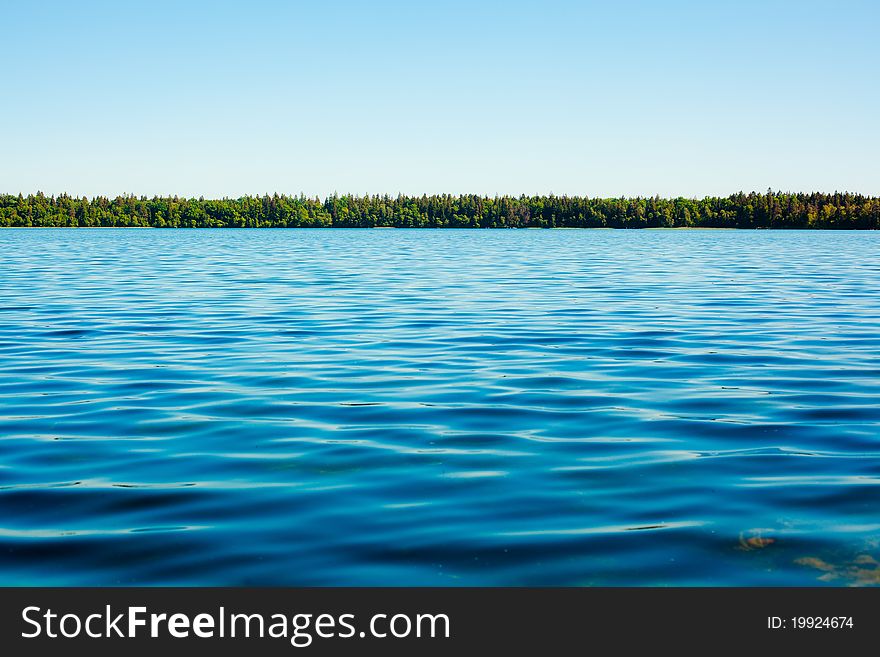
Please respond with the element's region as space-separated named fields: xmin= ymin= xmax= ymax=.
xmin=1 ymin=191 xmax=878 ymax=229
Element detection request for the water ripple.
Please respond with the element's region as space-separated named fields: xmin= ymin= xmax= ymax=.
xmin=0 ymin=228 xmax=878 ymax=585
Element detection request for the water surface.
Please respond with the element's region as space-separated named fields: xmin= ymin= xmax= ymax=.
xmin=1 ymin=228 xmax=878 ymax=585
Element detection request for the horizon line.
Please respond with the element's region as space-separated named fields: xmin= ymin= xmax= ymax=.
xmin=4 ymin=189 xmax=879 ymax=202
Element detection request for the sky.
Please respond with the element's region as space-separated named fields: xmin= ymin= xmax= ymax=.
xmin=2 ymin=0 xmax=878 ymax=199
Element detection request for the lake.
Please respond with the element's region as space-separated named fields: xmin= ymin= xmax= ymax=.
xmin=0 ymin=228 xmax=878 ymax=585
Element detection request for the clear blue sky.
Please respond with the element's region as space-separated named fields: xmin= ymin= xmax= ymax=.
xmin=2 ymin=0 xmax=878 ymax=198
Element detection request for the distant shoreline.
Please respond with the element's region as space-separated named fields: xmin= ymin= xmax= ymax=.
xmin=2 ymin=192 xmax=878 ymax=229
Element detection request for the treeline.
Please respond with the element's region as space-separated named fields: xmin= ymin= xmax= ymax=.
xmin=1 ymin=191 xmax=878 ymax=229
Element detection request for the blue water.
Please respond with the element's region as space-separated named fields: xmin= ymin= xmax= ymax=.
xmin=0 ymin=228 xmax=878 ymax=586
